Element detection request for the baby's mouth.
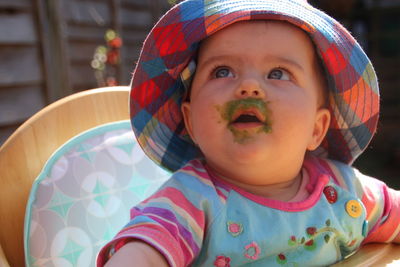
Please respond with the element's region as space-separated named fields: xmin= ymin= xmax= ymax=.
xmin=230 ymin=108 xmax=265 ymax=129
xmin=216 ymin=98 xmax=272 ymax=144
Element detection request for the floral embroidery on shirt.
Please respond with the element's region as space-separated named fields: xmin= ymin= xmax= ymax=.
xmin=276 ymin=253 xmax=288 ymax=265
xmin=306 ymin=227 xmax=317 ymax=236
xmin=287 ymin=222 xmax=337 ymax=252
xmin=244 ymin=241 xmax=261 ymax=260
xmin=227 ymin=221 xmax=243 ymax=237
xmin=214 ymin=255 xmax=231 ymax=267
xmin=282 ymin=218 xmax=360 ymax=262
xmin=304 ymin=239 xmax=317 ymax=251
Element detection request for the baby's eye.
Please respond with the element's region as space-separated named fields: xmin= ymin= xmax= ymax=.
xmin=267 ymin=68 xmax=290 ymax=80
xmin=213 ymin=67 xmax=234 ymax=78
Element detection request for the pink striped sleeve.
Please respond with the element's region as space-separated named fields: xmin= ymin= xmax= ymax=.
xmin=362 ymin=183 xmax=400 ymax=243
xmin=96 ymin=185 xmax=205 ymax=267
xmin=96 ymin=160 xmax=223 ymax=267
xmin=140 ymin=187 xmax=206 ymax=227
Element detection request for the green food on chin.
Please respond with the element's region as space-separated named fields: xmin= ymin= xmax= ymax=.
xmin=217 ymin=98 xmax=272 ymax=144
xmin=227 ymin=124 xmax=272 ymax=144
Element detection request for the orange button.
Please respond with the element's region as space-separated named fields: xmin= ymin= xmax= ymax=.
xmin=346 ymin=200 xmax=362 ymax=218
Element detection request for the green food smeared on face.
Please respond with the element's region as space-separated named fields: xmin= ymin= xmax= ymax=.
xmin=216 ymin=98 xmax=272 ymax=144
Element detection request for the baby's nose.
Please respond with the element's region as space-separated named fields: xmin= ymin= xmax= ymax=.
xmin=235 ymin=79 xmax=265 ymax=98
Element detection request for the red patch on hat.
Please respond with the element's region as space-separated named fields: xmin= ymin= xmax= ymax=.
xmin=153 ymin=22 xmax=188 ymax=57
xmin=322 ymin=45 xmax=347 ymax=75
xmin=131 ymin=79 xmax=162 ymax=108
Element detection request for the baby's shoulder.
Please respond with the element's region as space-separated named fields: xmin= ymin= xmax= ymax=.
xmin=316 ymin=157 xmax=356 ymax=176
xmin=170 ymin=159 xmax=215 ymax=189
xmin=160 ymin=159 xmax=226 ymax=206
xmin=310 ymin=156 xmax=378 ymax=194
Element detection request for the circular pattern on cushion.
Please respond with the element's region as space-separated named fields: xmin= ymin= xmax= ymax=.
xmin=24 ymin=120 xmax=170 ymax=266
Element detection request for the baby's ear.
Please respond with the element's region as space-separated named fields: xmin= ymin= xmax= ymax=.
xmin=181 ymin=102 xmax=196 ymax=143
xmin=307 ymin=108 xmax=331 ymax=151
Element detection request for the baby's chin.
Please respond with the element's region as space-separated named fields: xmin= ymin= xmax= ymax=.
xmin=197 ymin=129 xmax=278 ymax=167
xmin=211 ymin=143 xmax=273 ymax=167
xmin=229 ymin=134 xmax=274 ymax=155
xmin=231 ymin=144 xmax=269 ymax=161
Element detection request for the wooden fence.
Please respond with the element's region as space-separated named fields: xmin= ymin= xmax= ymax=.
xmin=0 ymin=0 xmax=169 ymax=144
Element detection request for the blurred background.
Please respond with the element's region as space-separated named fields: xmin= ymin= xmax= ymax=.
xmin=0 ymin=0 xmax=398 ymax=187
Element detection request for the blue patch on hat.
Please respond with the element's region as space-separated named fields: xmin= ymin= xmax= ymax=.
xmin=142 ymin=58 xmax=168 ymax=79
xmin=180 ymin=0 xmax=205 ymax=21
xmin=132 ymin=109 xmax=153 ymax=133
xmin=349 ymin=116 xmax=377 ymax=150
xmin=350 ymin=46 xmax=369 ymax=76
xmin=161 ymin=128 xmax=199 ymax=171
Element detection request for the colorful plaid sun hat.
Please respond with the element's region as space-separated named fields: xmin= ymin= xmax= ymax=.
xmin=130 ymin=0 xmax=380 ymax=172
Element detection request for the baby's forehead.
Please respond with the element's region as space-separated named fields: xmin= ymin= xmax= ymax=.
xmin=196 ymin=20 xmax=319 ymax=67
xmin=197 ymin=20 xmax=315 ymax=55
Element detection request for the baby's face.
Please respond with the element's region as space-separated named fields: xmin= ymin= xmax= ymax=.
xmin=182 ymin=21 xmax=330 ymax=187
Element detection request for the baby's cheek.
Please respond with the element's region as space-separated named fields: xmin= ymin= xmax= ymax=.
xmin=272 ymin=103 xmax=312 ymax=132
xmin=191 ymin=112 xmax=219 ymax=139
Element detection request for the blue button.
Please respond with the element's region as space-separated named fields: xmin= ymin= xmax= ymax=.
xmin=362 ymin=220 xmax=369 ymax=237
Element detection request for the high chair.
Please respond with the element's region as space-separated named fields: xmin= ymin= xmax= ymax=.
xmin=0 ymin=86 xmax=398 ymax=267
xmin=0 ymin=86 xmax=130 ymax=266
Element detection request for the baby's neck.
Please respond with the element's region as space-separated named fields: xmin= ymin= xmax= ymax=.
xmin=242 ymin=175 xmax=302 ymax=201
xmin=207 ymin=164 xmax=303 ymax=202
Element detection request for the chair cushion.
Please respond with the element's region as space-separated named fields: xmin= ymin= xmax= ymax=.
xmin=24 ymin=120 xmax=170 ymax=267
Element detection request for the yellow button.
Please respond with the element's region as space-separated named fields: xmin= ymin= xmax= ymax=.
xmin=346 ymin=200 xmax=362 ymax=218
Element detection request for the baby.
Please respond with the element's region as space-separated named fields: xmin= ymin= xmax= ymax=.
xmin=98 ymin=0 xmax=400 ymax=266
